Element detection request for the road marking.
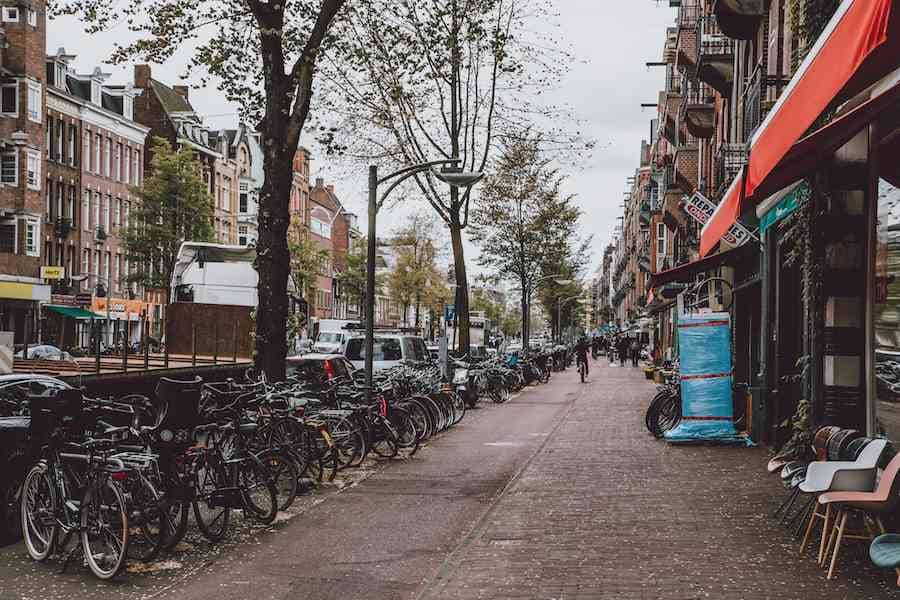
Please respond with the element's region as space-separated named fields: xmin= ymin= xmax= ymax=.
xmin=484 ymin=441 xmax=523 ymax=447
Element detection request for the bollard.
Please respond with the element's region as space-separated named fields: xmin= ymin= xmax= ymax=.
xmin=162 ymin=315 xmax=169 ymax=368
xmin=93 ymin=318 xmax=101 ymax=374
xmin=142 ymin=311 xmax=150 ymax=369
xmin=192 ymin=322 xmax=197 ymax=366
xmin=213 ymin=320 xmax=219 ymax=365
xmin=121 ymin=329 xmax=128 ymax=373
xmin=232 ymin=320 xmax=238 ymax=363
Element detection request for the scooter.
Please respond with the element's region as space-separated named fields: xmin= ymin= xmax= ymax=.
xmin=452 ymin=360 xmax=480 ymax=408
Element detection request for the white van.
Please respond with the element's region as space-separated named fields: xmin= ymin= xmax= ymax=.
xmin=313 ymin=319 xmax=359 ymax=354
xmin=341 ymin=332 xmax=430 ymax=371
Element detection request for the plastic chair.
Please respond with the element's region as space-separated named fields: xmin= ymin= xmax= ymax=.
xmin=818 ymin=451 xmax=900 ymax=580
xmin=870 ymin=534 xmax=900 ymax=586
xmin=798 ymin=439 xmax=887 ymax=563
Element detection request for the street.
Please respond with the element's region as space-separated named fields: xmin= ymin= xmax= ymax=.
xmin=2 ymin=360 xmax=897 ymax=600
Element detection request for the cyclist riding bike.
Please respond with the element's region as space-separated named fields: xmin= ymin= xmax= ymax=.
xmin=575 ymin=336 xmax=590 ymax=383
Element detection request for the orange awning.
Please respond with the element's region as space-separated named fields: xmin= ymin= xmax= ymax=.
xmin=700 ymin=0 xmax=896 ymax=256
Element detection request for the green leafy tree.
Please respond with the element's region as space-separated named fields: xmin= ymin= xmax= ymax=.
xmin=470 ymin=133 xmax=589 ymax=347
xmin=123 ymin=137 xmax=214 ymax=301
xmin=387 ymin=214 xmax=446 ymax=328
xmin=55 ymin=0 xmax=349 ymax=379
xmin=287 ymin=216 xmax=328 ymax=342
xmin=337 ymin=237 xmax=369 ymax=318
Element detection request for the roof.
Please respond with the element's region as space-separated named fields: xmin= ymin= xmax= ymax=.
xmin=150 ymin=79 xmax=193 ymax=113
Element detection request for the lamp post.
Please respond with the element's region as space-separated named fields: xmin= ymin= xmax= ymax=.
xmin=557 ymin=294 xmax=587 ymax=344
xmin=520 ymin=274 xmax=572 ymax=349
xmin=71 ymin=272 xmax=112 ymax=348
xmin=366 ymin=160 xmax=483 ymax=404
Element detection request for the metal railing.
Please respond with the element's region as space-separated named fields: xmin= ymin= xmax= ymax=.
xmin=742 ymin=64 xmax=789 ymax=140
xmin=714 ymin=143 xmax=748 ymax=196
xmin=699 ymin=15 xmax=734 ymax=58
xmin=677 ymin=2 xmax=700 ymax=29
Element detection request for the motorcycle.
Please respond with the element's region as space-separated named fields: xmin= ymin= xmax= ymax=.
xmin=452 ymin=361 xmax=480 ymax=408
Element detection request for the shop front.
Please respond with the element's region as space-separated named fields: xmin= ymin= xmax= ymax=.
xmin=41 ymin=295 xmax=101 ymax=352
xmin=700 ymin=0 xmax=900 ymax=445
xmin=0 ymin=276 xmax=52 ymax=348
xmin=89 ymin=297 xmax=145 ymax=349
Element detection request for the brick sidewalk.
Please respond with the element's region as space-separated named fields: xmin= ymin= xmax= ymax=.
xmin=421 ymin=361 xmax=899 ymax=600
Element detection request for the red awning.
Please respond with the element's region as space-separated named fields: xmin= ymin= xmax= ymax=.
xmin=700 ymin=0 xmax=896 ymax=256
xmin=648 ymin=243 xmax=755 ymax=289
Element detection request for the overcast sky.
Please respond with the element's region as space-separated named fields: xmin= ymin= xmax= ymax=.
xmin=48 ymin=2 xmax=676 ymax=280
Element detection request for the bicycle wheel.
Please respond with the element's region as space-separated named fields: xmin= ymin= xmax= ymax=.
xmin=126 ymin=476 xmax=165 ymax=563
xmin=161 ymin=499 xmax=189 ymax=551
xmin=192 ymin=455 xmax=231 ymax=542
xmin=326 ymin=417 xmax=364 ymax=470
xmin=20 ymin=462 xmax=58 ymax=561
xmin=256 ymin=448 xmax=299 ymax=512
xmin=235 ymin=456 xmax=278 ymax=524
xmin=81 ymin=477 xmax=129 ymax=580
xmin=391 ymin=406 xmax=420 ymax=456
xmin=370 ymin=417 xmax=399 ymax=458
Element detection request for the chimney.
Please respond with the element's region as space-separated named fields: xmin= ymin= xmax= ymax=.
xmin=173 ymin=85 xmax=189 ymax=100
xmin=134 ymin=64 xmax=151 ymax=89
xmin=315 ymin=177 xmax=324 ymax=189
xmin=326 ymin=184 xmax=334 ymax=193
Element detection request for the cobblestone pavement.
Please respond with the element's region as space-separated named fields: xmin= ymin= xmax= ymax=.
xmin=419 ymin=360 xmax=900 ymax=600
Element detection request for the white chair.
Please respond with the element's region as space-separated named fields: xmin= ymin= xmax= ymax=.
xmin=799 ymin=438 xmax=888 ymax=563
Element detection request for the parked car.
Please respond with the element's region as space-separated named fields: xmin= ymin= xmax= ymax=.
xmin=285 ymin=353 xmax=355 ymax=385
xmin=341 ymin=333 xmax=430 ymax=371
xmin=0 ymin=374 xmax=73 ymax=543
xmin=13 ymin=345 xmax=72 ymax=361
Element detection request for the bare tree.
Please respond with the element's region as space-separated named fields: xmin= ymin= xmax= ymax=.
xmin=54 ymin=0 xmax=347 ymax=380
xmin=319 ymin=0 xmax=580 ymax=352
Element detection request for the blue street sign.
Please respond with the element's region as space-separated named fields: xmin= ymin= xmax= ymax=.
xmin=444 ymin=304 xmax=456 ymax=322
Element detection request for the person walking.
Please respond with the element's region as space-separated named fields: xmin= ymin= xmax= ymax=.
xmin=616 ymin=336 xmax=629 ymax=367
xmin=630 ymin=337 xmax=640 ymax=367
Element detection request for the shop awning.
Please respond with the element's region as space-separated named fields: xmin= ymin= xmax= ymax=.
xmin=43 ymin=305 xmax=100 ymax=320
xmin=700 ymin=0 xmax=898 ymax=256
xmin=649 ymin=244 xmax=756 ymax=289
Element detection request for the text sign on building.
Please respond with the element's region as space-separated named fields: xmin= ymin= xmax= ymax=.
xmin=40 ymin=266 xmax=65 ymax=280
xmin=683 ymin=192 xmax=754 ymax=247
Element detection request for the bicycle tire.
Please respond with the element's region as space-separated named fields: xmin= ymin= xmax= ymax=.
xmin=236 ymin=455 xmax=278 ymax=524
xmin=192 ymin=455 xmax=231 ymax=542
xmin=20 ymin=462 xmax=57 ymax=561
xmin=81 ymin=477 xmax=129 ymax=580
xmin=256 ymin=448 xmax=299 ymax=512
xmin=126 ymin=476 xmax=165 ymax=563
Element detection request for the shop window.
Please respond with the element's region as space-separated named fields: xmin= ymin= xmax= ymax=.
xmin=0 ymin=221 xmax=14 ymax=253
xmin=874 ymin=178 xmax=900 ymax=442
xmin=0 ymin=83 xmax=17 ymax=115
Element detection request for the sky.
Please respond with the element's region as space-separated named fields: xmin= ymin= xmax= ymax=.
xmin=47 ymin=1 xmax=677 ymax=280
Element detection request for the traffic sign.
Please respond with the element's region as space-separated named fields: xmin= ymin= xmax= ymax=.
xmin=444 ymin=304 xmax=456 ymax=323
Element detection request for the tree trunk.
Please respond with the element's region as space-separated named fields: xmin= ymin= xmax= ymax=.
xmin=414 ymin=296 xmax=421 ymax=328
xmin=520 ymin=293 xmax=529 ymax=350
xmin=255 ymin=151 xmax=293 ymax=381
xmin=449 ymin=216 xmax=470 ymax=353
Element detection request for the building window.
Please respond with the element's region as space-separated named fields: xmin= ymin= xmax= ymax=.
xmin=68 ymin=124 xmax=77 ymax=166
xmin=0 ymin=150 xmax=17 ymax=185
xmin=124 ymin=201 xmax=130 ymax=228
xmin=24 ymin=220 xmax=38 ymax=256
xmin=655 ymin=222 xmax=667 ymax=271
xmin=56 ymin=180 xmax=63 ymax=219
xmin=116 ymin=254 xmax=123 ymax=291
xmin=1 ymin=7 xmax=19 ymax=22
xmin=45 ymin=118 xmax=52 ymax=159
xmin=94 ymin=134 xmax=101 ymax=174
xmin=113 ymin=197 xmax=121 ymax=228
xmin=103 ymin=195 xmax=110 ymax=231
xmin=83 ymin=190 xmax=91 ymax=229
xmin=55 ymin=119 xmax=63 ymax=162
xmin=82 ymin=249 xmax=89 ymax=277
xmin=93 ymin=251 xmax=100 ymax=281
xmin=26 ymin=81 xmax=41 ymax=123
xmin=115 ymin=142 xmax=122 ymax=181
xmin=90 ymin=80 xmax=101 ymax=105
xmin=45 ymin=181 xmax=52 ymax=218
xmin=238 ymin=225 xmax=248 ymax=246
xmin=27 ymin=9 xmax=36 ymax=27
xmin=68 ymin=185 xmax=76 ymax=225
xmin=132 ymin=151 xmax=139 ymax=185
xmin=239 ymin=192 xmax=248 ymax=213
xmin=0 ymin=83 xmax=17 ymax=115
xmin=310 ymin=217 xmax=331 ymax=239
xmin=124 ymin=147 xmax=130 ymax=183
xmin=105 ymin=138 xmax=111 ymax=177
xmin=93 ymin=191 xmax=100 ymax=229
xmin=26 ymin=150 xmax=40 ymax=190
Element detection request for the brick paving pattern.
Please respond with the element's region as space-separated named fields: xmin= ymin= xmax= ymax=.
xmin=422 ymin=361 xmax=899 ymax=600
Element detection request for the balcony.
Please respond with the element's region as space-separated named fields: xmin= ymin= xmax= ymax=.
xmin=697 ymin=15 xmax=735 ymax=98
xmin=714 ymin=142 xmax=748 ymax=196
xmin=675 ymin=3 xmax=700 ymax=73
xmin=54 ymin=217 xmax=72 ymax=238
xmin=712 ymin=0 xmax=766 ymax=41
xmin=95 ymin=226 xmax=107 ymax=241
xmin=742 ymin=65 xmax=788 ymax=140
xmin=659 ymin=73 xmax=683 ymax=145
xmin=674 ymin=145 xmax=699 ymax=192
xmin=680 ymin=82 xmax=716 ymax=139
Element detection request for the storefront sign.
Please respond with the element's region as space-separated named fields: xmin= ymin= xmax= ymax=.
xmin=75 ymin=293 xmax=93 ymax=306
xmin=92 ymin=297 xmax=144 ymax=321
xmin=684 ymin=192 xmax=754 ymax=247
xmin=40 ymin=266 xmax=65 ymax=280
xmin=0 ymin=281 xmax=51 ymax=302
xmin=50 ymin=294 xmax=78 ymax=306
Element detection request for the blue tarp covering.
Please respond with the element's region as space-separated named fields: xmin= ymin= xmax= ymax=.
xmin=665 ymin=312 xmax=748 ymax=444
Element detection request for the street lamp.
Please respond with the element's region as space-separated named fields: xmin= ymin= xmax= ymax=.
xmin=71 ymin=272 xmax=111 ymax=347
xmin=365 ymin=160 xmax=483 ymax=403
xmin=557 ymin=294 xmax=588 ymax=344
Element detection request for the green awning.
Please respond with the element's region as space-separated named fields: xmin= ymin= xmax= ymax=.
xmin=43 ymin=305 xmax=101 ymax=320
xmin=759 ymin=182 xmax=808 ymax=237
